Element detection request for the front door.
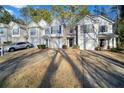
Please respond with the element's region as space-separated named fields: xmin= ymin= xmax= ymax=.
xmin=99 ymin=39 xmax=105 ymax=47
xmin=46 ymin=39 xmax=49 ymax=48
xmin=69 ymin=38 xmax=74 ymax=47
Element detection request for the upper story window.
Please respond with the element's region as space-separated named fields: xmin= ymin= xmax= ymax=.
xmin=51 ymin=25 xmax=61 ymax=34
xmin=13 ymin=27 xmax=20 ymax=35
xmin=0 ymin=28 xmax=4 ymax=34
xmin=45 ymin=28 xmax=50 ymax=34
xmin=99 ymin=25 xmax=107 ymax=32
xmin=80 ymin=24 xmax=93 ymax=33
xmin=30 ymin=28 xmax=37 ymax=36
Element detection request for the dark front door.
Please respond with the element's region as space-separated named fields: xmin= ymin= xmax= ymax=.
xmin=99 ymin=39 xmax=105 ymax=47
xmin=69 ymin=38 xmax=74 ymax=47
xmin=46 ymin=39 xmax=49 ymax=47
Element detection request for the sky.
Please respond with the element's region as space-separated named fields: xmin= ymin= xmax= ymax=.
xmin=3 ymin=5 xmax=115 ymax=19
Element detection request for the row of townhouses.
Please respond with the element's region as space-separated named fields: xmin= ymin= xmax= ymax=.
xmin=0 ymin=15 xmax=118 ymax=50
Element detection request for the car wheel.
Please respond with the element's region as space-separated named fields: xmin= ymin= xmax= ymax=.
xmin=26 ymin=46 xmax=30 ymax=49
xmin=9 ymin=48 xmax=15 ymax=52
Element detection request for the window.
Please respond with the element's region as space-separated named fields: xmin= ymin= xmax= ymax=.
xmin=45 ymin=28 xmax=50 ymax=34
xmin=30 ymin=28 xmax=36 ymax=35
xmin=13 ymin=27 xmax=19 ymax=35
xmin=81 ymin=25 xmax=93 ymax=33
xmin=83 ymin=25 xmax=87 ymax=33
xmin=80 ymin=25 xmax=84 ymax=34
xmin=0 ymin=28 xmax=4 ymax=34
xmin=51 ymin=25 xmax=61 ymax=34
xmin=100 ymin=25 xmax=107 ymax=32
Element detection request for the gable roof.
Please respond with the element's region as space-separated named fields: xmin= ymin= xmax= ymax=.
xmin=0 ymin=23 xmax=9 ymax=28
xmin=38 ymin=19 xmax=49 ymax=28
xmin=95 ymin=15 xmax=115 ymax=24
xmin=76 ymin=15 xmax=115 ymax=25
xmin=28 ymin=21 xmax=40 ymax=28
xmin=9 ymin=21 xmax=26 ymax=30
xmin=51 ymin=18 xmax=61 ymax=26
xmin=77 ymin=15 xmax=97 ymax=25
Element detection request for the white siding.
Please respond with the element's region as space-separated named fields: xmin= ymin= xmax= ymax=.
xmin=78 ymin=16 xmax=97 ymax=50
xmin=0 ymin=27 xmax=11 ymax=44
xmin=96 ymin=16 xmax=113 ymax=33
xmin=78 ymin=15 xmax=116 ymax=50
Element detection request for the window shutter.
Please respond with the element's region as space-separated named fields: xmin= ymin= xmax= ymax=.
xmin=59 ymin=25 xmax=61 ymax=33
xmin=99 ymin=25 xmax=101 ymax=33
xmin=105 ymin=26 xmax=108 ymax=32
xmin=89 ymin=25 xmax=93 ymax=33
xmin=51 ymin=27 xmax=52 ymax=34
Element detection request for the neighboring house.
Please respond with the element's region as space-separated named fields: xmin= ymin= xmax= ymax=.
xmin=0 ymin=23 xmax=11 ymax=44
xmin=38 ymin=19 xmax=49 ymax=47
xmin=45 ymin=18 xmax=64 ymax=48
xmin=28 ymin=19 xmax=49 ymax=47
xmin=9 ymin=21 xmax=27 ymax=43
xmin=28 ymin=21 xmax=41 ymax=47
xmin=76 ymin=15 xmax=117 ymax=50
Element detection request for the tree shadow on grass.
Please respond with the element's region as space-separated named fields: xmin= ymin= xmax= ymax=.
xmin=0 ymin=49 xmax=48 ymax=87
xmin=38 ymin=50 xmax=63 ymax=88
xmin=75 ymin=50 xmax=124 ymax=88
xmin=58 ymin=49 xmax=93 ymax=88
xmin=87 ymin=50 xmax=124 ymax=68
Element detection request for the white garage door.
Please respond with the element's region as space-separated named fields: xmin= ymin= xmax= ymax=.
xmin=86 ymin=39 xmax=95 ymax=50
xmin=51 ymin=38 xmax=62 ymax=48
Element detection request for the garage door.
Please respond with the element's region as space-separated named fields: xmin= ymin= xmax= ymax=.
xmin=51 ymin=38 xmax=62 ymax=48
xmin=86 ymin=39 xmax=95 ymax=50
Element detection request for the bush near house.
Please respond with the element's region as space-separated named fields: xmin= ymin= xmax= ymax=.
xmin=62 ymin=45 xmax=67 ymax=49
xmin=37 ymin=45 xmax=46 ymax=49
xmin=110 ymin=47 xmax=124 ymax=52
xmin=95 ymin=47 xmax=102 ymax=51
xmin=3 ymin=41 xmax=12 ymax=45
xmin=72 ymin=45 xmax=80 ymax=49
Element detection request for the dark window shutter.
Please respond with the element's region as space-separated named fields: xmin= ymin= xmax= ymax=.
xmin=51 ymin=27 xmax=52 ymax=34
xmin=76 ymin=26 xmax=78 ymax=45
xmin=59 ymin=25 xmax=61 ymax=33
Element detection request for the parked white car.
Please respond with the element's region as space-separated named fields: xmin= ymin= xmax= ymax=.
xmin=4 ymin=42 xmax=33 ymax=52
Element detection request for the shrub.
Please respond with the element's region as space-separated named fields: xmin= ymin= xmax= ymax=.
xmin=110 ymin=48 xmax=118 ymax=52
xmin=72 ymin=45 xmax=79 ymax=49
xmin=62 ymin=45 xmax=67 ymax=49
xmin=3 ymin=41 xmax=12 ymax=45
xmin=110 ymin=48 xmax=124 ymax=52
xmin=37 ymin=45 xmax=46 ymax=49
xmin=95 ymin=47 xmax=102 ymax=51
